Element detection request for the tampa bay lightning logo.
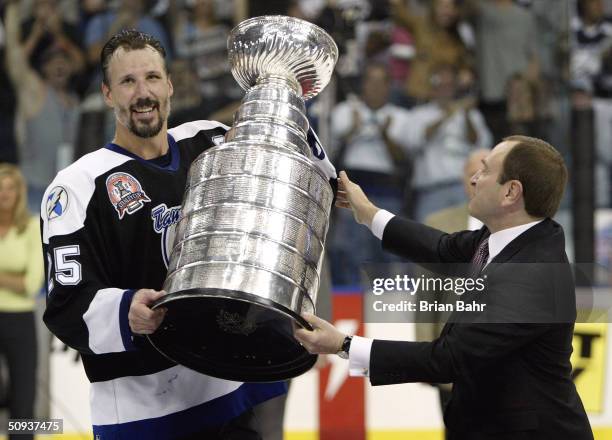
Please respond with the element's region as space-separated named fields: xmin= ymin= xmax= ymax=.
xmin=307 ymin=127 xmax=326 ymax=160
xmin=151 ymin=204 xmax=181 ymax=267
xmin=46 ymin=186 xmax=68 ymax=220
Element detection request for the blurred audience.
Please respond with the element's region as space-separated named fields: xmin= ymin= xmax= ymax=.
xmin=167 ymin=58 xmax=236 ymax=127
xmin=77 ymin=0 xmax=106 ymax=39
xmin=328 ymin=63 xmax=412 ymax=286
xmin=466 ymin=0 xmax=540 ymax=141
xmin=390 ymin=0 xmax=475 ymax=104
xmin=405 ymin=63 xmax=492 ymax=221
xmin=172 ymin=0 xmax=240 ymax=104
xmin=0 ymin=10 xmax=19 ymax=164
xmin=571 ymin=0 xmax=612 ymax=97
xmin=0 ymin=0 xmax=605 ymax=290
xmin=0 ymin=0 xmax=607 ymax=434
xmin=0 ymin=164 xmax=44 ymax=440
xmin=20 ymin=0 xmax=85 ymax=77
xmin=84 ymin=0 xmax=171 ymax=84
xmin=570 ymin=0 xmax=612 ymax=207
xmin=5 ymin=1 xmax=80 ymax=214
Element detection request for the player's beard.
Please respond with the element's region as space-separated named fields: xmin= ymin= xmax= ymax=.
xmin=116 ymin=96 xmax=171 ymax=138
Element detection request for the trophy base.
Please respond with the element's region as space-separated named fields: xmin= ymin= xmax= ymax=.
xmin=146 ymin=289 xmax=317 ymax=382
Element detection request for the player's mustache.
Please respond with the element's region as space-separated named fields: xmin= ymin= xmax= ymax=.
xmin=130 ymin=98 xmax=159 ymax=111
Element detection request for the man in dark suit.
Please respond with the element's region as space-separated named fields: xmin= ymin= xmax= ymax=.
xmin=295 ymin=136 xmax=593 ymax=439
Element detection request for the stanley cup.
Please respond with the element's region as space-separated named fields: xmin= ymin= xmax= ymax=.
xmin=147 ymin=16 xmax=338 ymax=382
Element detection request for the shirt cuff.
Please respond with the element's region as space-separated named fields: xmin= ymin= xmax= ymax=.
xmin=370 ymin=210 xmax=395 ymax=240
xmin=348 ymin=335 xmax=373 ymax=377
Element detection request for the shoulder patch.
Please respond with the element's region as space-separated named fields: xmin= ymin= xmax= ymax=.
xmin=106 ymin=172 xmax=151 ymax=219
xmin=46 ymin=186 xmax=69 ymax=220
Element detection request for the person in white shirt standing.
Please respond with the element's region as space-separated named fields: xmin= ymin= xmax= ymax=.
xmin=406 ymin=63 xmax=492 ymax=221
xmin=328 ymin=63 xmax=413 ymax=286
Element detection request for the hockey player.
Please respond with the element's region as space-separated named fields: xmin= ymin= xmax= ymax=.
xmin=41 ymin=29 xmax=334 ymax=439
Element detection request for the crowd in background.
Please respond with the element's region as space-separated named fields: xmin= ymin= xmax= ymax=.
xmin=0 ymin=0 xmax=609 ymax=276
xmin=0 ymin=0 xmax=610 ymax=432
xmin=0 ymin=0 xmax=611 ymax=287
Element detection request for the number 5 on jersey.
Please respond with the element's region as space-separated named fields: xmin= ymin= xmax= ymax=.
xmin=48 ymin=245 xmax=82 ymax=293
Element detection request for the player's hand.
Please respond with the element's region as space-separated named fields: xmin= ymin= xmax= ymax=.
xmin=336 ymin=171 xmax=380 ymax=227
xmin=128 ymin=289 xmax=167 ymax=334
xmin=294 ymin=313 xmax=346 ymax=355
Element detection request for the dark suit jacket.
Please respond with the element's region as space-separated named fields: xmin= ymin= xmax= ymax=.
xmin=371 ymin=216 xmax=593 ymax=439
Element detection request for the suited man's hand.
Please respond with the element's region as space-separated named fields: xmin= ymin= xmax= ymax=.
xmin=336 ymin=171 xmax=380 ymax=227
xmin=294 ymin=313 xmax=346 ymax=355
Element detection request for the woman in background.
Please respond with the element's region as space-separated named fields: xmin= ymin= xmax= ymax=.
xmin=0 ymin=164 xmax=44 ymax=440
xmin=391 ymin=0 xmax=474 ymax=103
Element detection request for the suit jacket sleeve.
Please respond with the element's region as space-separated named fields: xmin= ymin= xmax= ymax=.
xmin=381 ymin=215 xmax=485 ymax=264
xmin=369 ymin=322 xmax=550 ymax=386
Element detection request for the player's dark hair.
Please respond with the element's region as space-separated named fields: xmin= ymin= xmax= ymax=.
xmin=101 ymin=29 xmax=167 ymax=86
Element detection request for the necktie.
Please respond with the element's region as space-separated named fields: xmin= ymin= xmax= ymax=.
xmin=470 ymin=237 xmax=489 ymax=277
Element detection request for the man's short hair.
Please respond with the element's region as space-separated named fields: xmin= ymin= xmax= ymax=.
xmin=500 ymin=135 xmax=567 ymax=218
xmin=101 ymin=29 xmax=167 ymax=86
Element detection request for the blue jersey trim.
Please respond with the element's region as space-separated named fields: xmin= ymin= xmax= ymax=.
xmin=105 ymin=134 xmax=180 ymax=172
xmin=92 ymin=381 xmax=287 ymax=439
xmin=119 ymin=290 xmax=137 ymax=351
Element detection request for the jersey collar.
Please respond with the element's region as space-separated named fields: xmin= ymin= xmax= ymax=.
xmin=105 ymin=134 xmax=180 ymax=172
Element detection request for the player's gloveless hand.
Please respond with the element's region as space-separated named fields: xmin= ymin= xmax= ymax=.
xmin=129 ymin=289 xmax=167 ymax=334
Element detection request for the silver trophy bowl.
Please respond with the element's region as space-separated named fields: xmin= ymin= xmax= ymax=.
xmin=148 ymin=16 xmax=338 ymax=382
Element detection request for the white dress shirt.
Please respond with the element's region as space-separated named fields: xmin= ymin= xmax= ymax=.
xmin=348 ymin=210 xmax=543 ymax=377
xmin=403 ymin=103 xmax=493 ymax=189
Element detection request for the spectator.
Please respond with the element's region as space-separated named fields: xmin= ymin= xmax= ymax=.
xmin=390 ymin=0 xmax=474 ymax=103
xmin=84 ymin=0 xmax=172 ymax=69
xmin=466 ymin=0 xmax=540 ymax=141
xmin=5 ymin=1 xmax=80 ymax=214
xmin=570 ymin=0 xmax=612 ymax=207
xmin=406 ymin=63 xmax=492 ymax=221
xmin=0 ymin=12 xmax=18 ymax=164
xmin=570 ymin=0 xmax=612 ymax=96
xmin=328 ymin=63 xmax=413 ymax=286
xmin=78 ymin=0 xmax=106 ymax=33
xmin=20 ymin=0 xmax=85 ymax=76
xmin=172 ymin=0 xmax=240 ymax=103
xmin=315 ymin=0 xmax=370 ymax=97
xmin=167 ymin=58 xmax=235 ymax=127
xmin=0 ymin=164 xmax=44 ymax=440
xmin=387 ymin=25 xmax=415 ymax=105
xmin=593 ymin=96 xmax=612 ymax=207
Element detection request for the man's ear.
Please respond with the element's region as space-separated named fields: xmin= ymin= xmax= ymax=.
xmin=503 ymin=180 xmax=523 ymax=206
xmin=101 ymin=82 xmax=114 ymax=109
xmin=168 ymin=76 xmax=174 ymax=98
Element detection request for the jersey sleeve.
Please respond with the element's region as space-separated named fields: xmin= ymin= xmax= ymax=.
xmin=24 ymin=217 xmax=44 ymax=298
xmin=41 ymin=167 xmax=137 ymax=355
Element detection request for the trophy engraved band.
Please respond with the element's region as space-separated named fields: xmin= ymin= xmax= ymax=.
xmin=147 ymin=16 xmax=338 ymax=382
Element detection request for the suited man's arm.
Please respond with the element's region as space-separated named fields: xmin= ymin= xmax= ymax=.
xmin=381 ymin=215 xmax=481 ymax=264
xmin=368 ymin=322 xmax=550 ymax=386
xmin=338 ymin=171 xmax=484 ymax=265
xmin=296 ymin=315 xmax=551 ymax=386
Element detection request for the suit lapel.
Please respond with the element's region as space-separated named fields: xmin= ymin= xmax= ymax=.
xmin=440 ymin=219 xmax=556 ymax=337
xmin=481 ymin=218 xmax=555 ymax=277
